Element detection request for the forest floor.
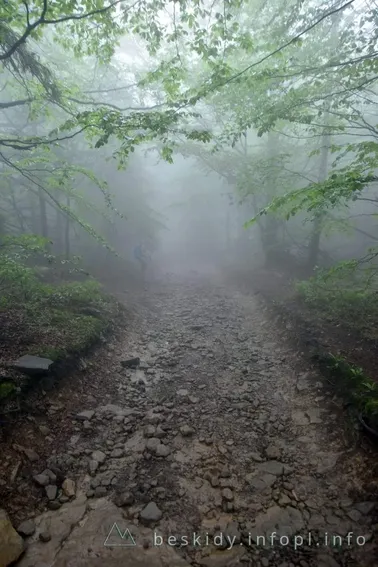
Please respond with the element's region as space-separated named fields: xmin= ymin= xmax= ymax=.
xmin=0 ymin=269 xmax=378 ymax=567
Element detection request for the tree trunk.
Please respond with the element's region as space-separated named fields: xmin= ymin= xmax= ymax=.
xmin=262 ymin=131 xmax=281 ymax=265
xmin=38 ymin=187 xmax=48 ymax=238
xmin=307 ymin=13 xmax=340 ymax=273
xmin=29 ymin=191 xmax=38 ymax=233
xmin=55 ymin=194 xmax=63 ymax=255
xmin=64 ymin=196 xmax=70 ymax=259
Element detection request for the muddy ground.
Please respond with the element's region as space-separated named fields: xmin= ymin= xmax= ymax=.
xmin=1 ymin=270 xmax=377 ymax=567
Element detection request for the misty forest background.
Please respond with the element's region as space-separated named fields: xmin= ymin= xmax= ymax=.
xmin=1 ymin=0 xmax=378 ymax=419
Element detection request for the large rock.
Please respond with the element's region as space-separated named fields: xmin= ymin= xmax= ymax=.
xmin=0 ymin=508 xmax=25 ymax=567
xmin=12 ymin=355 xmax=54 ymax=376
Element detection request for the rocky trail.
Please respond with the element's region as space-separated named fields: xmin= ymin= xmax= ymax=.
xmin=1 ymin=273 xmax=377 ymax=567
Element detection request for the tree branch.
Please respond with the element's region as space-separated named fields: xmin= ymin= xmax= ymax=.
xmin=0 ymin=0 xmax=141 ymax=62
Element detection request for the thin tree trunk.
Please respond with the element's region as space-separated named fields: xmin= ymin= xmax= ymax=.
xmin=65 ymin=196 xmax=70 ymax=259
xmin=306 ymin=108 xmax=331 ymax=271
xmin=307 ymin=13 xmax=340 ymax=272
xmin=55 ymin=194 xmax=63 ymax=255
xmin=29 ymin=191 xmax=38 ymax=233
xmin=38 ymin=187 xmax=48 ymax=238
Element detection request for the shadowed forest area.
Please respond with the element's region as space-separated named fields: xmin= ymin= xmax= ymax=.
xmin=1 ymin=1 xmax=378 ymax=566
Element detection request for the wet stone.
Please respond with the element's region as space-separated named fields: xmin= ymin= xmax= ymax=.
xmin=140 ymin=502 xmax=163 ymax=525
xmin=180 ymin=425 xmax=195 ymax=436
xmin=115 ymin=491 xmax=135 ymax=507
xmin=45 ymin=485 xmax=57 ymax=500
xmin=33 ymin=473 xmax=50 ymax=487
xmin=39 ymin=531 xmax=51 ymax=543
xmin=17 ymin=519 xmax=36 ymax=537
xmin=76 ymin=410 xmax=95 ymax=421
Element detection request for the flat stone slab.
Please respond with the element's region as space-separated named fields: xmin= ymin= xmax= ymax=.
xmin=257 ymin=461 xmax=285 ymax=476
xmin=18 ymin=497 xmax=191 ymax=567
xmin=13 ymin=355 xmax=54 ymax=376
xmin=249 ymin=505 xmax=305 ymax=543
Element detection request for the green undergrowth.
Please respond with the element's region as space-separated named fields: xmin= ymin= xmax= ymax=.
xmin=295 ymin=268 xmax=378 ymax=340
xmin=0 ymin=259 xmax=119 ymax=362
xmin=317 ymin=353 xmax=378 ymax=430
xmin=0 ymin=380 xmax=18 ymax=400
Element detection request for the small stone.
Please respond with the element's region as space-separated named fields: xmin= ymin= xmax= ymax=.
xmin=144 ymin=425 xmax=156 ymax=438
xmin=44 ymin=469 xmax=57 ymax=484
xmin=94 ymin=487 xmax=107 ymax=498
xmin=48 ymin=501 xmax=62 ymax=510
xmin=249 ymin=452 xmax=263 ymax=462
xmin=258 ymin=461 xmax=284 ymax=476
xmin=210 ymin=476 xmax=220 ymax=488
xmin=305 ymin=409 xmax=322 ymax=424
xmin=222 ymin=488 xmax=234 ymax=501
xmin=156 ymin=444 xmax=171 ymax=457
xmin=91 ymin=450 xmax=106 ymax=464
xmin=39 ymin=425 xmax=51 ymax=436
xmin=115 ymin=492 xmax=135 ymax=507
xmin=33 ymin=473 xmax=50 ymax=487
xmin=62 ymin=479 xmax=76 ymax=498
xmin=89 ymin=460 xmax=99 ymax=475
xmin=146 ymin=438 xmax=160 ymax=452
xmin=180 ymin=425 xmax=195 ymax=437
xmin=155 ymin=426 xmax=166 ymax=438
xmin=24 ymin=448 xmax=40 ymax=462
xmin=347 ymin=509 xmax=361 ymax=522
xmin=140 ymin=502 xmax=162 ymax=525
xmin=110 ymin=448 xmax=124 ymax=458
xmin=17 ymin=519 xmax=36 ymax=537
xmin=39 ymin=531 xmax=51 ymax=542
xmin=177 ymin=389 xmax=188 ymax=397
xmin=45 ymin=485 xmax=57 ymax=500
xmin=278 ymin=494 xmax=291 ymax=506
xmin=355 ymin=502 xmax=375 ymax=515
xmin=121 ymin=357 xmax=140 ymax=368
xmin=265 ymin=445 xmax=281 ymax=459
xmin=76 ymin=410 xmax=95 ymax=421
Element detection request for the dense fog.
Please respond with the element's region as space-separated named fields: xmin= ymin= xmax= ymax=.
xmin=1 ymin=0 xmax=378 ymax=312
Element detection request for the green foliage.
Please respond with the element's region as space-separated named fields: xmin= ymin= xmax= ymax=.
xmin=326 ymin=355 xmax=378 ymax=423
xmin=0 ymin=381 xmax=17 ymax=400
xmin=296 ymin=255 xmax=378 ymax=339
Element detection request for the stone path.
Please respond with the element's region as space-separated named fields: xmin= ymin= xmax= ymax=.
xmin=5 ymin=273 xmax=377 ymax=567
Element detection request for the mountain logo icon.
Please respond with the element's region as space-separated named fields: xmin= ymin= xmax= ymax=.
xmin=104 ymin=523 xmax=137 ymax=547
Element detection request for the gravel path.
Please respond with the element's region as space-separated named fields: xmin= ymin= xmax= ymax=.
xmin=8 ymin=273 xmax=377 ymax=567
